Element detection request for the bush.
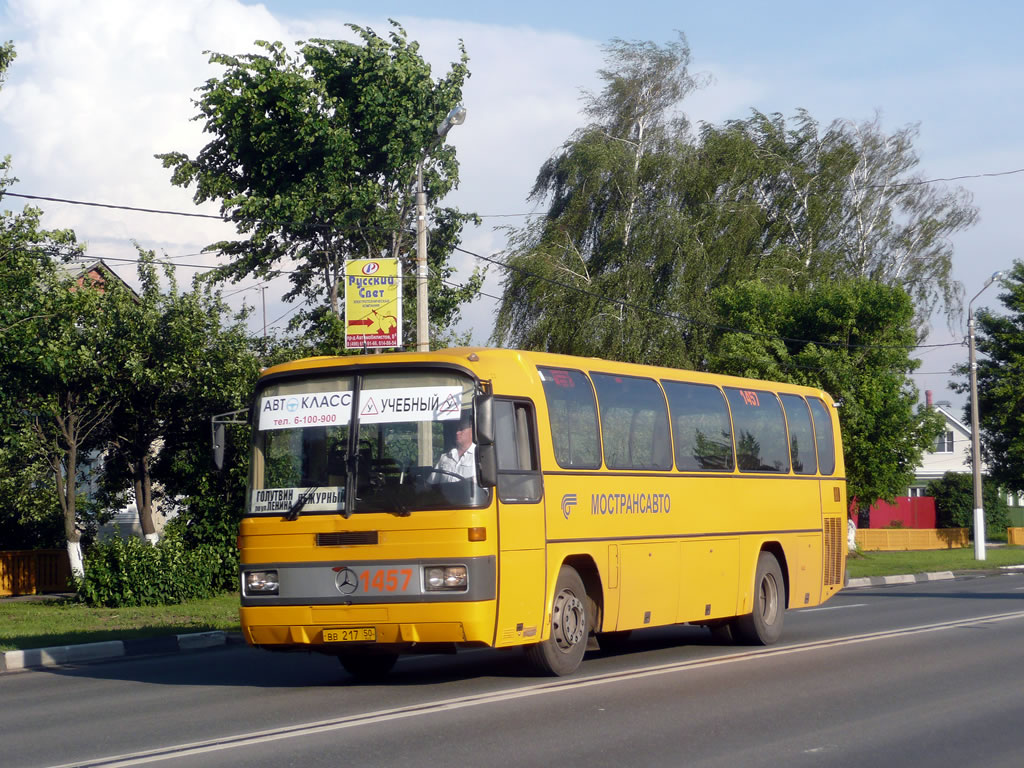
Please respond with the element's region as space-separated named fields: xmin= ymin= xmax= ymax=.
xmin=926 ymin=472 xmax=1010 ymax=533
xmin=78 ymin=530 xmax=226 ymax=607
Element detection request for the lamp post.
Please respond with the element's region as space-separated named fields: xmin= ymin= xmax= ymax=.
xmin=416 ymin=104 xmax=467 ymax=352
xmin=967 ymin=270 xmax=1003 ymax=561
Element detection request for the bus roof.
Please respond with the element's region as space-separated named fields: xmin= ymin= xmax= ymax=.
xmin=258 ymin=347 xmax=837 ymax=404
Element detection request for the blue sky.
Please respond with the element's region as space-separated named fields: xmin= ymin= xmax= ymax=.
xmin=2 ymin=0 xmax=1022 ymax=408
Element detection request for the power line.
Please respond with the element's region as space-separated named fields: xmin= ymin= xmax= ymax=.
xmin=8 ymin=188 xmax=991 ymax=354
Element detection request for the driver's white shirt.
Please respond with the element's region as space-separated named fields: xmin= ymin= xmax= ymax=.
xmin=434 ymin=443 xmax=477 ymax=482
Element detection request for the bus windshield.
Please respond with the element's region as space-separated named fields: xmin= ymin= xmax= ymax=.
xmin=249 ymin=369 xmax=488 ymax=517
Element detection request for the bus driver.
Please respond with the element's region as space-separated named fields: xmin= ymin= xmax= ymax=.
xmin=433 ymin=412 xmax=476 ymax=483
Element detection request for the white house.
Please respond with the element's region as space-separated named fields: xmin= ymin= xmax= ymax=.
xmin=907 ymin=394 xmax=977 ymax=497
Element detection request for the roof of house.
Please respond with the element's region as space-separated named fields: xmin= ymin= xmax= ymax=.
xmin=58 ymin=259 xmax=139 ymax=300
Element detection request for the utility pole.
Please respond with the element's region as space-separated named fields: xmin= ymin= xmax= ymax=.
xmin=415 ymin=105 xmax=466 ymax=352
xmin=968 ymin=270 xmax=1003 ymax=561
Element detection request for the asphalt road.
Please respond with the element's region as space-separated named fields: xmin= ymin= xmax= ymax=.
xmin=4 ymin=572 xmax=1024 ymax=768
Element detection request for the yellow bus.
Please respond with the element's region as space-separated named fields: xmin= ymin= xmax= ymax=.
xmin=237 ymin=347 xmax=846 ymax=678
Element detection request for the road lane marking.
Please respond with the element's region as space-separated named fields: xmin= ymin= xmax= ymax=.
xmin=800 ymin=603 xmax=867 ymax=612
xmin=46 ymin=609 xmax=1024 ymax=768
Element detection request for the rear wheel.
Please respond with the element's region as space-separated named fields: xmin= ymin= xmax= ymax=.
xmin=337 ymin=650 xmax=399 ymax=682
xmin=732 ymin=552 xmax=785 ymax=645
xmin=525 ymin=565 xmax=589 ymax=676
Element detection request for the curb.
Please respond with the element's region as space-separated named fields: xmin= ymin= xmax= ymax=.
xmin=0 ymin=631 xmax=243 ymax=674
xmin=845 ymin=570 xmax=956 ymax=589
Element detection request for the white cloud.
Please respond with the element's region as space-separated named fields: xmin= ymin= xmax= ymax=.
xmin=0 ymin=1 xmax=605 ymax=338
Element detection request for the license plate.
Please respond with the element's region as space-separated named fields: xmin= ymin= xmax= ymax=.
xmin=323 ymin=627 xmax=376 ymax=643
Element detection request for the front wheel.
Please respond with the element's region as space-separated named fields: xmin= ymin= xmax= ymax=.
xmin=731 ymin=552 xmax=785 ymax=645
xmin=524 ymin=565 xmax=589 ymax=676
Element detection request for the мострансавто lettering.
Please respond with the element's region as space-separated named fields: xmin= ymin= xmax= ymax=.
xmin=591 ymin=492 xmax=671 ymax=515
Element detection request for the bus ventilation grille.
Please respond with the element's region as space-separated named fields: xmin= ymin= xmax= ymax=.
xmin=316 ymin=531 xmax=379 ymax=546
xmin=823 ymin=516 xmax=844 ymax=586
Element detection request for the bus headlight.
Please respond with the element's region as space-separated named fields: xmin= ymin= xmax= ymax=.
xmin=424 ymin=565 xmax=468 ymax=591
xmin=244 ymin=570 xmax=279 ymax=595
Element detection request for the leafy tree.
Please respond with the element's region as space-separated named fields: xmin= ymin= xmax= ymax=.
xmin=493 ymin=34 xmax=709 ymax=366
xmin=97 ymin=248 xmax=261 ymax=545
xmin=158 ymin=23 xmax=482 ymax=349
xmin=1 ymin=41 xmax=113 ymax=563
xmin=0 ymin=251 xmax=133 ymax=575
xmin=697 ymin=112 xmax=977 ymax=326
xmin=707 ymin=279 xmax=945 ymax=510
xmin=958 ymin=260 xmax=1024 ymax=493
xmin=926 ymin=471 xmax=1010 ymax=533
xmin=494 ymin=38 xmax=977 ymax=362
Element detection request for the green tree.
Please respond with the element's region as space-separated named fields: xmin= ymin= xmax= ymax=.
xmin=158 ymin=23 xmax=482 ymax=349
xmin=926 ymin=471 xmax=1010 ymax=533
xmin=696 ymin=111 xmax=977 ymax=326
xmin=97 ymin=248 xmax=261 ymax=546
xmin=1 ymin=41 xmax=112 ymax=561
xmin=707 ymin=279 xmax=945 ymax=510
xmin=493 ymin=35 xmax=708 ymax=366
xmin=959 ymin=260 xmax=1024 ymax=493
xmin=0 ymin=253 xmax=132 ymax=575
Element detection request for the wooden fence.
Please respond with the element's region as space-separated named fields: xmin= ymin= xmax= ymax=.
xmin=855 ymin=528 xmax=969 ymax=551
xmin=0 ymin=550 xmax=71 ymax=596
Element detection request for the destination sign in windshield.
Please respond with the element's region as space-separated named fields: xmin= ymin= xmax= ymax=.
xmin=258 ymin=386 xmax=464 ymax=431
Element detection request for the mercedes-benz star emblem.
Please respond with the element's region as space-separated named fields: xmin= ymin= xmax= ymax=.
xmin=334 ymin=567 xmax=359 ymax=595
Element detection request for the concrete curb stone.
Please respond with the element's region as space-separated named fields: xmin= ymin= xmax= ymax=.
xmin=845 ymin=570 xmax=956 ymax=589
xmin=0 ymin=631 xmax=245 ymax=674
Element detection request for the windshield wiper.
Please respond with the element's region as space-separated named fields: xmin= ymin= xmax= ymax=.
xmin=284 ymin=488 xmax=315 ymax=521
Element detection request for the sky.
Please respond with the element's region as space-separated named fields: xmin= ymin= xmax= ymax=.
xmin=2 ymin=0 xmax=1022 ymax=411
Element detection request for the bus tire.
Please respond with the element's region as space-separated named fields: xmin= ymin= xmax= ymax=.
xmin=338 ymin=650 xmax=399 ymax=681
xmin=524 ymin=565 xmax=589 ymax=676
xmin=732 ymin=552 xmax=785 ymax=645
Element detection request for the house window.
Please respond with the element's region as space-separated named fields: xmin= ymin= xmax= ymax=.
xmin=908 ymin=486 xmax=927 ymax=497
xmin=933 ymin=431 xmax=954 ymax=453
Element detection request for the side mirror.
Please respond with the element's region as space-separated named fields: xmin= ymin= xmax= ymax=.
xmin=477 ymin=444 xmax=497 ymax=489
xmin=474 ymin=393 xmax=495 ymax=446
xmin=473 ymin=393 xmax=496 ymax=488
xmin=210 ymin=409 xmax=248 ymax=471
xmin=212 ymin=422 xmax=226 ymax=470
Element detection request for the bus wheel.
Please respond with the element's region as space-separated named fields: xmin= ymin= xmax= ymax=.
xmin=732 ymin=552 xmax=785 ymax=645
xmin=338 ymin=651 xmax=399 ymax=682
xmin=525 ymin=565 xmax=589 ymax=676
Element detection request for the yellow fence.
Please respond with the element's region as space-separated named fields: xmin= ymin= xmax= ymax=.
xmin=1008 ymin=528 xmax=1024 ymax=546
xmin=0 ymin=550 xmax=71 ymax=596
xmin=855 ymin=528 xmax=969 ymax=551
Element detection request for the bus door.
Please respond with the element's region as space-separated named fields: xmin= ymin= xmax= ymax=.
xmin=489 ymin=398 xmax=546 ymax=647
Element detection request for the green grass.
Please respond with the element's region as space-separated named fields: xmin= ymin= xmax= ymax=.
xmin=847 ymin=545 xmax=1024 ymax=579
xmin=0 ymin=593 xmax=241 ymax=651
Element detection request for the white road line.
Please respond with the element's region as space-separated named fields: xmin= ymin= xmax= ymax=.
xmin=47 ymin=609 xmax=1024 ymax=768
xmin=800 ymin=603 xmax=867 ymax=612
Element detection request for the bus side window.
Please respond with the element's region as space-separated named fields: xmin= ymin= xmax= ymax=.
xmin=590 ymin=373 xmax=672 ymax=471
xmin=780 ymin=394 xmax=817 ymax=475
xmin=724 ymin=388 xmax=790 ymax=473
xmin=494 ymin=399 xmax=542 ymax=503
xmin=537 ymin=367 xmax=601 ymax=469
xmin=807 ymin=397 xmax=836 ymax=475
xmin=662 ymin=380 xmax=734 ymax=471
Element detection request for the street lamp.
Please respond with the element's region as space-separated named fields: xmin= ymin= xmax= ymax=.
xmin=967 ymin=270 xmax=1003 ymax=561
xmin=416 ymin=105 xmax=467 ymax=352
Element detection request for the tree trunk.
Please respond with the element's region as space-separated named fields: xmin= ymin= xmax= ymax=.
xmin=134 ymin=455 xmax=159 ymax=543
xmin=66 ymin=538 xmax=84 ymax=580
